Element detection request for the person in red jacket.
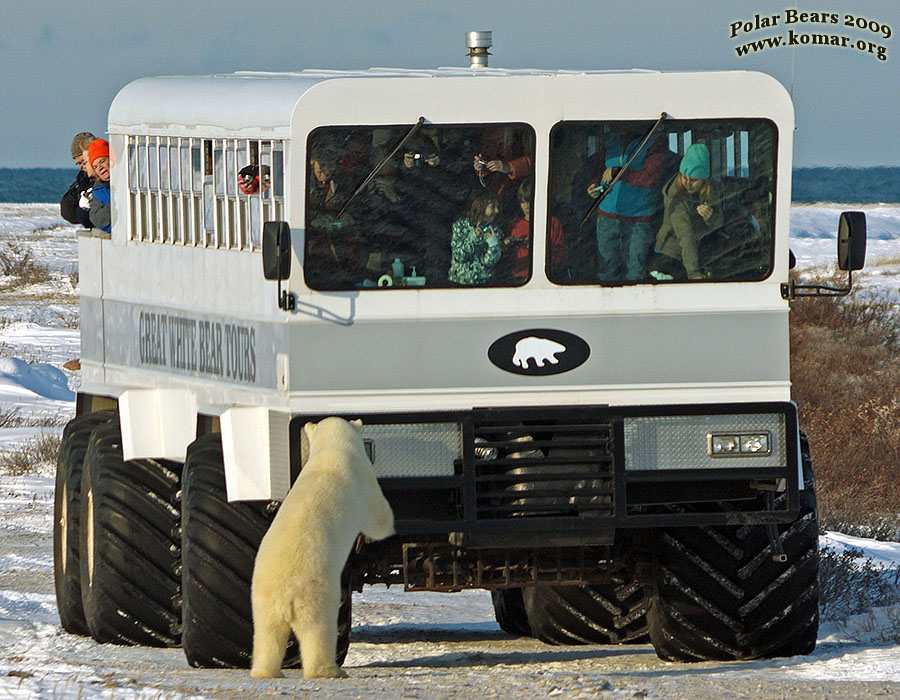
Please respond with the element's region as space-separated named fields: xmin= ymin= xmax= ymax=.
xmin=504 ymin=178 xmax=566 ymax=282
xmin=587 ymin=128 xmax=667 ymax=281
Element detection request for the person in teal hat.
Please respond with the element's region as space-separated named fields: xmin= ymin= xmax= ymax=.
xmin=651 ymin=143 xmax=723 ymax=280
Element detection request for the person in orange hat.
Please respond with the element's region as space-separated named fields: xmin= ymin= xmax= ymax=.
xmin=86 ymin=139 xmax=111 ymax=232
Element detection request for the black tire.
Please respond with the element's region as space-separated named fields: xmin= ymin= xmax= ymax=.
xmin=54 ymin=410 xmax=117 ymax=636
xmin=491 ymin=588 xmax=532 ymax=636
xmin=523 ymin=579 xmax=650 ymax=645
xmin=180 ymin=434 xmax=351 ymax=669
xmin=647 ymin=435 xmax=819 ymax=661
xmin=79 ymin=418 xmax=182 ymax=646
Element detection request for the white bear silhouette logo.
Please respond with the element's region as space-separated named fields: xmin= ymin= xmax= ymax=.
xmin=512 ymin=336 xmax=567 ymax=369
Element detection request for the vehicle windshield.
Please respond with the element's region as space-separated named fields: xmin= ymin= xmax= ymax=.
xmin=547 ymin=118 xmax=777 ymax=285
xmin=304 ymin=123 xmax=535 ymax=291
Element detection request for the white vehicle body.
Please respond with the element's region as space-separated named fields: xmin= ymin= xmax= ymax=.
xmin=82 ymin=67 xmax=794 ymax=501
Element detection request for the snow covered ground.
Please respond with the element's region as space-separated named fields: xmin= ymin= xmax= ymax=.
xmin=2 ymin=202 xmax=900 ymax=698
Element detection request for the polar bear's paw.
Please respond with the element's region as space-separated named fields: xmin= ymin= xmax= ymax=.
xmin=250 ymin=667 xmax=285 ymax=679
xmin=303 ymin=665 xmax=348 ymax=679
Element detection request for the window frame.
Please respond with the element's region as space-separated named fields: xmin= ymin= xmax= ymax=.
xmin=303 ymin=121 xmax=537 ymax=292
xmin=125 ymin=135 xmax=286 ymax=252
xmin=546 ymin=117 xmax=779 ymax=287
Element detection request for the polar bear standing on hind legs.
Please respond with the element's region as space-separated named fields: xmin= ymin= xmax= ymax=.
xmin=250 ymin=417 xmax=395 ymax=679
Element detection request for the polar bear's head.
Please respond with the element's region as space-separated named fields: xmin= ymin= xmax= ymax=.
xmin=303 ymin=417 xmax=364 ymax=457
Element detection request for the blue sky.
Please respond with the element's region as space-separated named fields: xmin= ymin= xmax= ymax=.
xmin=3 ymin=0 xmax=896 ymax=168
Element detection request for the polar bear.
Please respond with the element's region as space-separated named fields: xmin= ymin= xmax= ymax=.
xmin=250 ymin=417 xmax=394 ymax=679
xmin=512 ymin=336 xmax=567 ymax=369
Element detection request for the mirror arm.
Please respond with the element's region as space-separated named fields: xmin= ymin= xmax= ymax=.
xmin=275 ymin=235 xmax=296 ymax=311
xmin=781 ymin=269 xmax=854 ymax=300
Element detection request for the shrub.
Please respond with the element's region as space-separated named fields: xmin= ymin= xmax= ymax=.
xmin=0 ymin=242 xmax=51 ymax=286
xmin=819 ymin=545 xmax=900 ymax=622
xmin=791 ymin=273 xmax=900 ymax=533
xmin=0 ymin=432 xmax=61 ymax=477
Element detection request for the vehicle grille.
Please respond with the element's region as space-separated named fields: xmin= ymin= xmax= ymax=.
xmin=468 ymin=410 xmax=616 ymax=520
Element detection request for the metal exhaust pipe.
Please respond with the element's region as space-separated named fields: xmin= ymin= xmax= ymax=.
xmin=466 ymin=31 xmax=492 ymax=68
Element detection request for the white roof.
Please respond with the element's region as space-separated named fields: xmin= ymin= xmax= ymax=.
xmin=107 ymin=67 xmax=787 ymax=138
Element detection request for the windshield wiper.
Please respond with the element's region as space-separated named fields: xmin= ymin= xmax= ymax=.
xmin=578 ymin=112 xmax=668 ymax=229
xmin=335 ymin=116 xmax=426 ymax=221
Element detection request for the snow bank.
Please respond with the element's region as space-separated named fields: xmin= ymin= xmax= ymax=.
xmin=0 ymin=358 xmax=74 ymax=402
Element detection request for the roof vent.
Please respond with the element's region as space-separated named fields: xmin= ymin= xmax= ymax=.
xmin=466 ymin=31 xmax=492 ymax=68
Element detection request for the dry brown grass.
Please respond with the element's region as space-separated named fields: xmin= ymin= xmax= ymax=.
xmin=0 ymin=433 xmax=61 ymax=476
xmin=791 ymin=272 xmax=900 ymax=536
xmin=0 ymin=242 xmax=51 ymax=287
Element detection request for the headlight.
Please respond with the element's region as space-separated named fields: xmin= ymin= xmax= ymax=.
xmin=624 ymin=414 xmax=785 ymax=470
xmin=708 ymin=432 xmax=771 ymax=457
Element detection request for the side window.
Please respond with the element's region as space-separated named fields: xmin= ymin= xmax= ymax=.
xmin=304 ymin=123 xmax=536 ymax=291
xmin=548 ymin=119 xmax=776 ymax=285
xmin=126 ymin=136 xmax=286 ymax=251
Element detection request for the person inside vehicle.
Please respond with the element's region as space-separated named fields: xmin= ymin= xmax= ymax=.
xmin=448 ymin=193 xmax=503 ymax=285
xmin=308 ymin=146 xmax=345 ymax=216
xmin=471 ymin=127 xmax=534 ymax=224
xmin=503 ymin=178 xmax=566 ymax=283
xmin=651 ymin=143 xmax=723 ymax=280
xmin=87 ymin=139 xmax=112 ymax=233
xmin=587 ymin=126 xmax=667 ymax=281
xmin=60 ymin=131 xmax=97 ymax=227
xmin=238 ymin=164 xmax=270 ymax=195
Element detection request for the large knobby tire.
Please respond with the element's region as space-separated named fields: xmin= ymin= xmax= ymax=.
xmin=54 ymin=410 xmax=117 ymax=636
xmin=79 ymin=418 xmax=182 ymax=646
xmin=523 ymin=579 xmax=650 ymax=645
xmin=491 ymin=588 xmax=532 ymax=636
xmin=180 ymin=434 xmax=351 ymax=669
xmin=647 ymin=435 xmax=819 ymax=661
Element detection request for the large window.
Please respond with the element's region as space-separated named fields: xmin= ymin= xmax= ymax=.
xmin=547 ymin=119 xmax=776 ymax=285
xmin=126 ymin=136 xmax=285 ymax=251
xmin=304 ymin=123 xmax=535 ymax=290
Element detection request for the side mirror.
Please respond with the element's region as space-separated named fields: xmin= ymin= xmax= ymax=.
xmin=781 ymin=211 xmax=868 ymax=300
xmin=262 ymin=221 xmax=291 ymax=280
xmin=837 ymin=211 xmax=866 ymax=271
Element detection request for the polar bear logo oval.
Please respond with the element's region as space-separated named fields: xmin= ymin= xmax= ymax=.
xmin=488 ymin=328 xmax=590 ymax=376
xmin=512 ymin=336 xmax=567 ymax=369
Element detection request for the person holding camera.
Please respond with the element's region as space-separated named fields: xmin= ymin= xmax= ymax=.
xmin=60 ymin=131 xmax=97 ymax=228
xmin=448 ymin=193 xmax=504 ymax=285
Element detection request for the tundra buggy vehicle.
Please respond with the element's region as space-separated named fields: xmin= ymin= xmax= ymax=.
xmin=54 ymin=42 xmax=867 ymax=667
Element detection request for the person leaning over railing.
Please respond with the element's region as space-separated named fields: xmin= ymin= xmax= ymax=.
xmin=60 ymin=131 xmax=96 ymax=228
xmin=86 ymin=139 xmax=112 ymax=233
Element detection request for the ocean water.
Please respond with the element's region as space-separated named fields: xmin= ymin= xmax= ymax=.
xmin=0 ymin=169 xmax=75 ymax=204
xmin=1 ymin=167 xmax=898 ymax=205
xmin=792 ymin=167 xmax=900 ymax=205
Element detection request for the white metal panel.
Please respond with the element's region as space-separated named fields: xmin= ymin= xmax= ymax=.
xmin=119 ymin=388 xmax=198 ymax=461
xmin=77 ymin=233 xmax=104 ymax=298
xmin=220 ymin=407 xmax=291 ymax=501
